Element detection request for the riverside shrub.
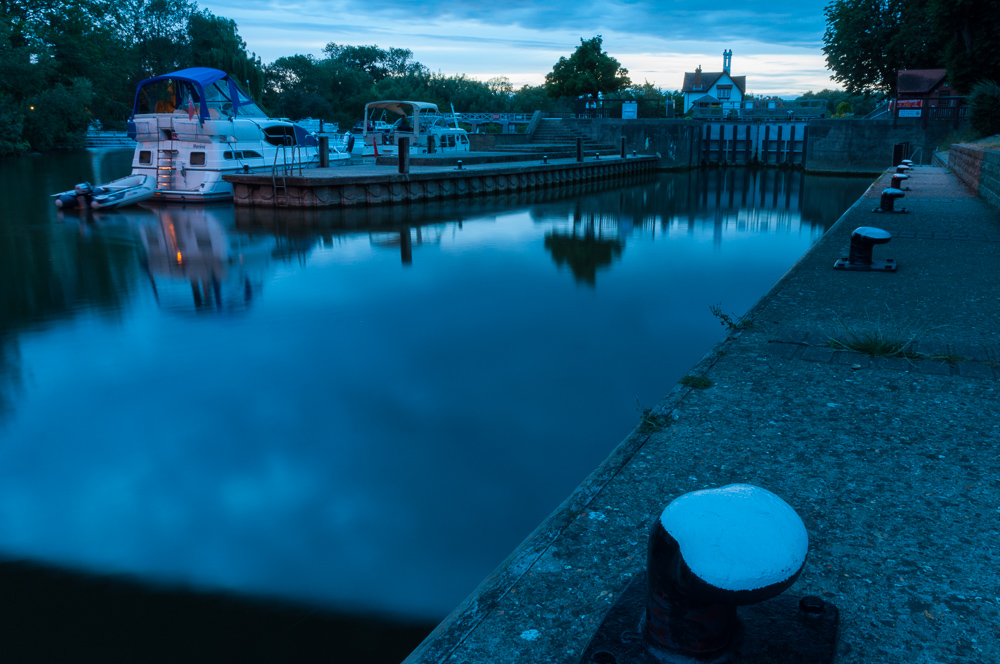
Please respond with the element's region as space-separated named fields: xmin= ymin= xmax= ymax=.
xmin=968 ymin=80 xmax=1000 ymax=139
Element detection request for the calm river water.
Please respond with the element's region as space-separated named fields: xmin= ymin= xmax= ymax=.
xmin=0 ymin=149 xmax=871 ymax=660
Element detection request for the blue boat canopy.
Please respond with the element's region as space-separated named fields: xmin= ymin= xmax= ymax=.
xmin=131 ymin=68 xmax=262 ymax=122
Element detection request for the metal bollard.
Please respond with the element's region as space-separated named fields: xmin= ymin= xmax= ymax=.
xmin=427 ymin=135 xmax=436 ymax=154
xmin=834 ymin=226 xmax=896 ymax=271
xmin=595 ymin=152 xmax=600 ymax=160
xmin=578 ymin=484 xmax=839 ymax=664
xmin=577 ymin=137 xmax=583 ymax=162
xmin=874 ymin=187 xmax=906 ymax=213
xmin=319 ymin=135 xmax=329 ymax=168
xmin=620 ymin=136 xmax=626 ymax=158
xmin=543 ymin=155 xmax=548 ymax=164
xmin=456 ymin=160 xmax=463 ymax=171
xmin=890 ymin=173 xmax=910 ymax=190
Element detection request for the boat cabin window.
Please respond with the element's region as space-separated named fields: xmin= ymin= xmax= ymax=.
xmin=223 ymin=150 xmax=263 ymax=160
xmin=263 ymin=126 xmax=297 ymax=146
xmin=446 ymin=135 xmax=455 ymax=148
xmin=136 ymin=79 xmax=201 ymax=115
xmin=202 ymin=81 xmax=266 ymax=118
xmin=139 ymin=150 xmax=152 ymax=164
xmin=190 ymin=152 xmax=206 ymax=166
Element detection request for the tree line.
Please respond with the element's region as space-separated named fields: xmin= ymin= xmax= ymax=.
xmin=0 ymin=3 xmax=670 ymax=156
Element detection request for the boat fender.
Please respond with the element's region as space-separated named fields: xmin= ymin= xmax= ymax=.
xmin=347 ymin=134 xmax=356 ymax=152
xmin=55 ymin=193 xmax=80 ymax=209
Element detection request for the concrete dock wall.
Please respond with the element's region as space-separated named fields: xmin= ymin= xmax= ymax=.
xmin=530 ymin=118 xmax=962 ymax=174
xmin=226 ymin=155 xmax=657 ymax=208
xmin=803 ymin=119 xmax=958 ymax=172
xmin=949 ymin=142 xmax=1000 ymax=212
xmin=564 ymin=119 xmax=700 ymax=170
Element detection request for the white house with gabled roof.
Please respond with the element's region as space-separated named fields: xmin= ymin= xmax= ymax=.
xmin=681 ymin=50 xmax=746 ymax=114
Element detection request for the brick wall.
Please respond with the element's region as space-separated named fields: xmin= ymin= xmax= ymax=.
xmin=950 ymin=144 xmax=1000 ymax=212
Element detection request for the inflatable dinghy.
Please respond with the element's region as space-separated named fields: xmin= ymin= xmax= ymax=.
xmin=54 ymin=173 xmax=155 ymax=210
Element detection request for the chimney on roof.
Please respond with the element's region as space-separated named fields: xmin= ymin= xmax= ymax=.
xmin=694 ymin=66 xmax=702 ymax=90
xmin=723 ymin=49 xmax=732 ymax=74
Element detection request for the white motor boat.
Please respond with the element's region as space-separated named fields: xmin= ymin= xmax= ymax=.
xmin=53 ymin=173 xmax=156 ymax=210
xmin=126 ymin=67 xmax=349 ymax=203
xmin=358 ymin=101 xmax=470 ymax=162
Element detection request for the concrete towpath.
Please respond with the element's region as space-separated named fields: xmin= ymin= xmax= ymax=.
xmin=405 ymin=165 xmax=1000 ymax=664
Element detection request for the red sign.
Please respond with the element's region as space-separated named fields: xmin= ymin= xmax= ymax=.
xmin=492 ymin=114 xmax=500 ymax=120
xmin=896 ymin=99 xmax=923 ymax=108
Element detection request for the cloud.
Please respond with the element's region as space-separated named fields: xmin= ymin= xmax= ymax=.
xmin=199 ymin=0 xmax=837 ymax=95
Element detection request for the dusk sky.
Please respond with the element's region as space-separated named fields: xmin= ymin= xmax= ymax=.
xmin=199 ymin=0 xmax=838 ymax=97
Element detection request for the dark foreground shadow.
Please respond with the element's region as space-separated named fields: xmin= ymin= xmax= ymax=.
xmin=0 ymin=559 xmax=435 ymax=664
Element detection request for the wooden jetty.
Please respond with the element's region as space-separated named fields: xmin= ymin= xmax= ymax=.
xmin=222 ymin=153 xmax=658 ymax=208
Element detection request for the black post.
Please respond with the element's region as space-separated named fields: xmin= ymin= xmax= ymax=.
xmin=427 ymin=135 xmax=435 ymax=154
xmin=891 ymin=144 xmax=904 ymax=167
xmin=576 ymin=137 xmax=583 ymax=162
xmin=318 ymin=135 xmax=329 ymax=168
xmin=620 ymin=136 xmax=626 ymax=158
xmin=398 ymin=137 xmax=409 ymax=174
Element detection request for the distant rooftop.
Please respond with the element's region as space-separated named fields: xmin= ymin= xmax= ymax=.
xmin=897 ymin=69 xmax=948 ymax=95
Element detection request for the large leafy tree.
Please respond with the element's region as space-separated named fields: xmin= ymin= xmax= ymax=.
xmin=322 ymin=43 xmax=425 ymax=82
xmin=823 ymin=0 xmax=998 ymax=94
xmin=544 ymin=36 xmax=631 ymax=98
xmin=823 ymin=0 xmax=945 ymax=94
xmin=928 ymin=0 xmax=1000 ymax=92
xmin=187 ymin=10 xmax=265 ymax=101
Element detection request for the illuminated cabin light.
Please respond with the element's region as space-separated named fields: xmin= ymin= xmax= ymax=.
xmin=176 ymin=251 xmax=183 ymax=263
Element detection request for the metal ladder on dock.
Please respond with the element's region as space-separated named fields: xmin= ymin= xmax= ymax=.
xmin=271 ymin=141 xmax=302 ymax=206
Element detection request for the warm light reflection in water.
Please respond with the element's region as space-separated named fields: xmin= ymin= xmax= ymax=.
xmin=0 ymin=151 xmax=872 ymax=627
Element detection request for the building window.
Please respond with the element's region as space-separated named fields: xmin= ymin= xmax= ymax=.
xmin=717 ymin=86 xmax=732 ymax=100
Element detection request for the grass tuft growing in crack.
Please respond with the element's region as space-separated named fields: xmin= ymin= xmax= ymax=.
xmin=709 ymin=303 xmax=752 ymax=331
xmin=635 ymin=397 xmax=672 ymax=431
xmin=828 ymin=307 xmax=926 ymax=359
xmin=680 ymin=375 xmax=713 ymax=389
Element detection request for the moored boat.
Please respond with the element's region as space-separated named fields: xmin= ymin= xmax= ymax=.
xmin=127 ymin=67 xmax=349 ymax=202
xmin=357 ymin=101 xmax=470 ymax=162
xmin=53 ymin=173 xmax=155 ymax=210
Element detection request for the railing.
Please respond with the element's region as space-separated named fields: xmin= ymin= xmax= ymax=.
xmin=86 ymin=130 xmax=136 ymax=148
xmin=572 ymin=98 xmax=666 ymax=119
xmin=864 ymin=101 xmax=892 ymax=119
xmin=692 ymin=100 xmax=827 ymax=120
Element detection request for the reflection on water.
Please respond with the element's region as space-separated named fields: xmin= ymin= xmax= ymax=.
xmin=137 ymin=205 xmax=275 ymax=314
xmin=0 ymin=149 xmax=872 ymax=661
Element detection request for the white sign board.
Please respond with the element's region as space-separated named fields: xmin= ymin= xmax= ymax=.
xmin=622 ymin=102 xmax=638 ymax=120
xmin=898 ymin=109 xmax=922 ymax=118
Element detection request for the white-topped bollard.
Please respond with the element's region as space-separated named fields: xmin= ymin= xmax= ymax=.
xmin=645 ymin=485 xmax=808 ymax=657
xmin=890 ymin=173 xmax=910 ymax=190
xmin=578 ymin=484 xmax=839 ymax=664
